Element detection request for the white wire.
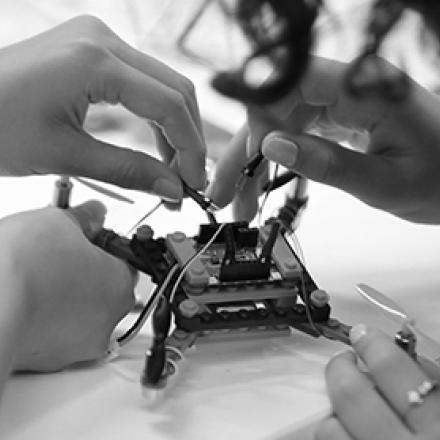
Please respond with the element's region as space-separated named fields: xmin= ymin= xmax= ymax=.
xmin=117 ymin=264 xmax=180 ymax=347
xmin=117 ymin=223 xmax=225 ymax=348
xmin=125 ymin=200 xmax=163 ymax=236
xmin=286 ymin=230 xmax=306 ymax=265
xmin=170 ymin=223 xmax=226 ymax=303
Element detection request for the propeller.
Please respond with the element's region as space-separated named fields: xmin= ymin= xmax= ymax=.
xmin=356 ymin=283 xmax=440 ymax=364
xmin=54 ymin=175 xmax=134 ymax=206
xmin=73 ymin=177 xmax=134 ymax=204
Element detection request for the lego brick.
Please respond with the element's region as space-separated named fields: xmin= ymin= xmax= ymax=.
xmin=165 ymin=232 xmax=210 ymax=287
xmin=259 ymin=226 xmax=302 ymax=279
xmin=186 ymin=281 xmax=297 ymax=303
xmin=174 ymin=302 xmax=331 ymax=332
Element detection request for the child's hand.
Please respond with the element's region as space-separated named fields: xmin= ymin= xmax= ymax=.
xmin=2 ymin=201 xmax=136 ymax=371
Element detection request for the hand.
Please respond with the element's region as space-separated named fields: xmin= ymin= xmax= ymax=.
xmin=1 ymin=201 xmax=136 ymax=372
xmin=316 ymin=324 xmax=440 ymax=440
xmin=0 ymin=15 xmax=206 ymax=201
xmin=207 ymin=57 xmax=440 ymax=223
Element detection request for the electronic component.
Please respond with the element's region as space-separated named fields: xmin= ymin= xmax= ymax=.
xmin=93 ymin=219 xmax=351 ymax=392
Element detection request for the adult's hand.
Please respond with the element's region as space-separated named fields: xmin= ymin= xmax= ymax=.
xmin=0 ymin=15 xmax=206 ymax=201
xmin=316 ymin=325 xmax=440 ymax=440
xmin=207 ymin=57 xmax=440 ymax=223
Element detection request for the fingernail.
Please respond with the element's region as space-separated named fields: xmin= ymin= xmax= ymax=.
xmin=152 ymin=178 xmax=182 ymax=202
xmin=350 ymin=324 xmax=367 ymax=345
xmin=262 ymin=137 xmax=299 ymax=167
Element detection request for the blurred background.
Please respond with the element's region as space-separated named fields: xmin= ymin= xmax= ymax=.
xmin=0 ymin=0 xmax=439 ymax=258
xmin=2 ymin=5 xmax=440 ymax=434
xmin=0 ymin=1 xmax=438 ymax=229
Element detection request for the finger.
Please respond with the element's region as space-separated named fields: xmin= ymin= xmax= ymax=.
xmin=88 ymin=51 xmax=206 ymax=189
xmin=56 ymin=129 xmax=183 ymax=202
xmin=206 ymin=125 xmax=249 ymax=208
xmin=246 ymin=104 xmax=321 ymax=158
xmin=261 ymin=130 xmax=406 ymax=210
xmin=350 ymin=324 xmax=440 ymax=433
xmin=243 ymin=58 xmax=348 ymax=161
xmin=326 ymin=350 xmax=412 ymax=440
xmin=152 ymin=125 xmax=175 ymax=165
xmin=107 ymin=35 xmax=205 ymax=137
xmin=259 ymin=57 xmax=406 ymax=139
xmin=315 ymin=416 xmax=353 ymax=440
xmin=294 ymin=57 xmax=395 ymax=130
xmin=62 ymin=16 xmax=204 ymax=140
xmin=66 ymin=200 xmax=107 ymax=239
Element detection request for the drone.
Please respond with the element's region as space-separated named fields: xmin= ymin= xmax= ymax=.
xmin=53 ymin=0 xmax=440 ymax=392
xmin=89 ymin=176 xmax=352 ymax=391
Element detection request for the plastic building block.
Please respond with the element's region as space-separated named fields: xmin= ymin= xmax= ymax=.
xmin=92 ymin=221 xmax=353 ymax=391
xmin=310 ymin=289 xmax=330 ymax=308
xmin=259 ymin=225 xmax=302 ymax=279
xmin=165 ymin=232 xmax=210 ymax=287
xmin=186 ymin=281 xmax=297 ymax=303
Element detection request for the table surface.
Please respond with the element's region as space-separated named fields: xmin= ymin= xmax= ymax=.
xmin=1 ymin=2 xmax=440 ymax=439
xmin=1 ymin=169 xmax=439 ymax=440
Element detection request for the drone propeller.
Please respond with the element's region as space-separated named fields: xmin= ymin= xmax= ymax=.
xmin=53 ymin=175 xmax=134 ymax=209
xmin=356 ymin=283 xmax=440 ymax=364
xmin=73 ymin=177 xmax=134 ymax=204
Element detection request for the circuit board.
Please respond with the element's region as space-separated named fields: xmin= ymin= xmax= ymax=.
xmin=93 ymin=220 xmax=351 ymax=388
xmin=164 ymin=221 xmax=332 ymax=335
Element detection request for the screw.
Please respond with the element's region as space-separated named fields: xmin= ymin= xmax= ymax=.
xmin=135 ymin=225 xmax=154 ymax=242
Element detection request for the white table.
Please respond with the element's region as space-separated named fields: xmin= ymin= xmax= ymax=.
xmin=0 ymin=170 xmax=439 ymax=440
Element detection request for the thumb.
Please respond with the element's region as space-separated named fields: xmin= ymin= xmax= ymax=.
xmin=67 ymin=200 xmax=107 ymax=239
xmin=261 ymin=131 xmax=396 ymax=207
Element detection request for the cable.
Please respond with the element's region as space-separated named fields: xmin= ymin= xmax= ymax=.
xmin=258 ymin=164 xmax=279 ymax=228
xmin=286 ymin=230 xmax=306 ymax=265
xmin=117 ymin=222 xmax=226 ymax=347
xmin=283 ymin=228 xmax=320 ymax=336
xmin=261 ymin=170 xmax=297 ymax=193
xmin=298 ymin=266 xmax=321 ymax=337
xmin=125 ymin=200 xmax=164 ymax=236
xmin=117 ymin=264 xmax=179 ymax=346
xmin=170 ymin=223 xmax=226 ymax=303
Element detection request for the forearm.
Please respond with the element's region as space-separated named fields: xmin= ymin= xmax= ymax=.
xmin=0 ymin=252 xmax=28 ymax=400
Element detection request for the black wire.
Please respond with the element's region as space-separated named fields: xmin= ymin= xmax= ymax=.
xmin=117 ymin=285 xmax=162 ymax=344
xmin=261 ymin=170 xmax=297 ymax=192
xmin=117 ymin=224 xmax=225 ymax=345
